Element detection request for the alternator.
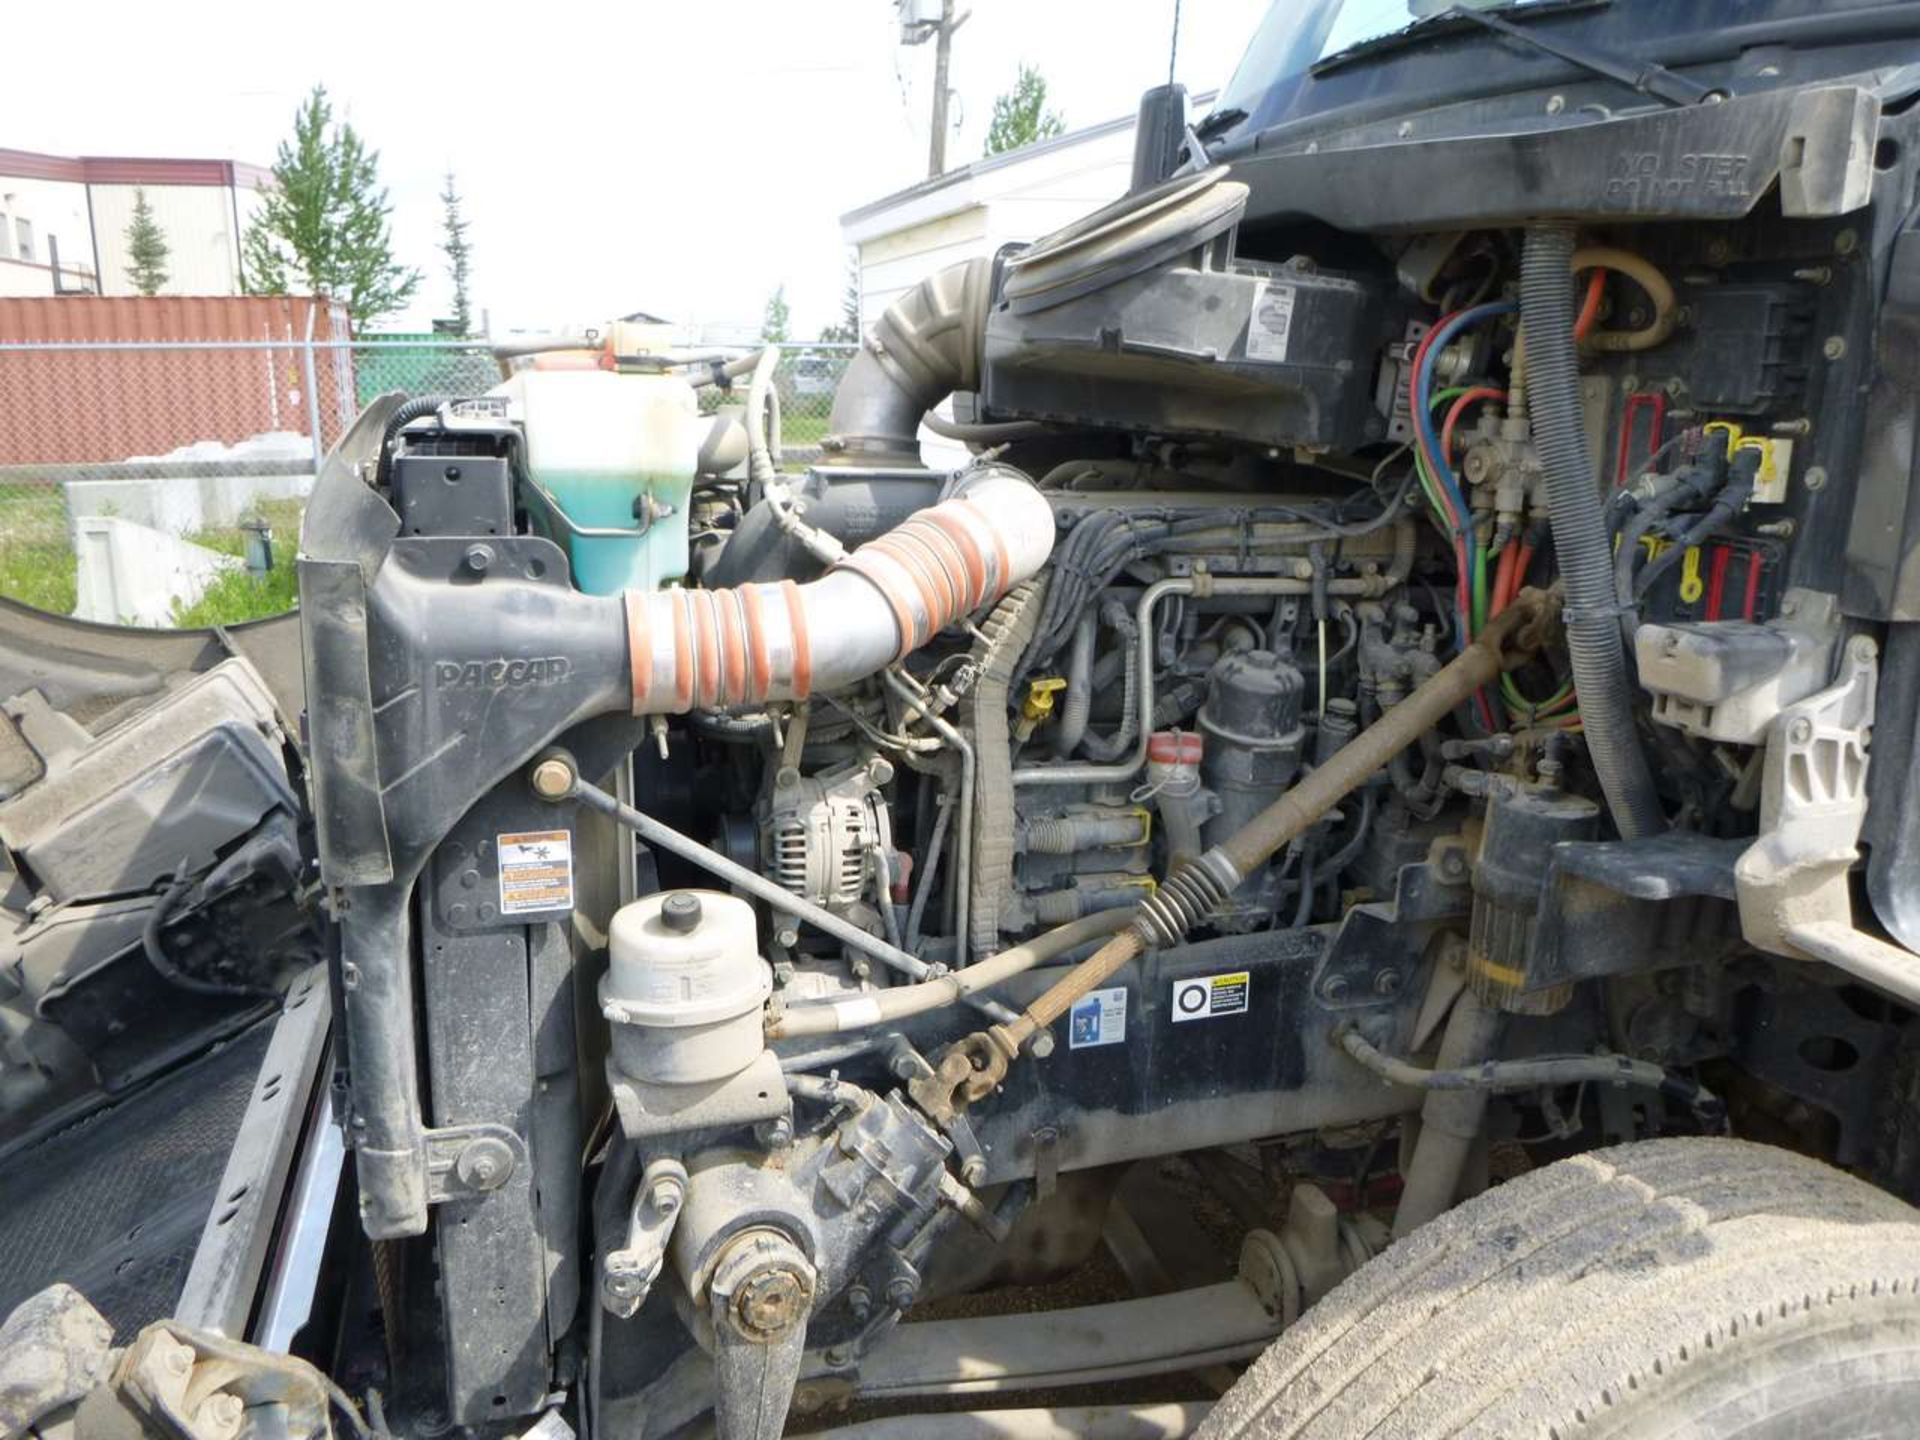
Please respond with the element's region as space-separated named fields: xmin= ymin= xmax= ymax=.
xmin=760 ymin=756 xmax=894 ymax=912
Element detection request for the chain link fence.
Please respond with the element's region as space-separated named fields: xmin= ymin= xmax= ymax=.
xmin=0 ymin=338 xmax=854 ymax=628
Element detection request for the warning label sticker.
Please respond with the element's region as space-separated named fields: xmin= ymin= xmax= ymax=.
xmin=1245 ymin=282 xmax=1296 ymax=362
xmin=1069 ymin=987 xmax=1128 ymax=1050
xmin=496 ymin=830 xmax=574 ymax=914
xmin=1171 ymin=971 xmax=1250 ymax=1023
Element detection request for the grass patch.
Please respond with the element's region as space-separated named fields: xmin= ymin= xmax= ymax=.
xmin=170 ymin=497 xmax=305 ymax=627
xmin=0 ymin=484 xmax=78 ymax=615
xmin=782 ymin=412 xmax=831 ymax=446
xmin=0 ymin=485 xmax=304 ymax=626
xmin=169 ymin=564 xmax=300 ymax=627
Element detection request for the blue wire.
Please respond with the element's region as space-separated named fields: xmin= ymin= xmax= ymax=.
xmin=1412 ymin=299 xmax=1517 ymax=652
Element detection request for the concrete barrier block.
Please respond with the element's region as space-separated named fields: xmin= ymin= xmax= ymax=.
xmin=72 ymin=516 xmax=238 ymax=627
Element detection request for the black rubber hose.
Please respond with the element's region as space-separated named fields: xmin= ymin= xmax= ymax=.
xmin=374 ymin=394 xmax=453 ymax=487
xmin=1520 ymin=227 xmax=1663 ymax=839
xmin=1335 ymin=1022 xmax=1725 ymax=1125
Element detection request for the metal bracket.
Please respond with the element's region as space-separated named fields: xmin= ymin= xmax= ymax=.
xmin=423 ymin=1122 xmax=527 ymax=1205
xmin=1735 ymin=636 xmax=1920 ymax=1007
xmin=1314 ymin=862 xmax=1464 ymax=1008
xmin=602 ymin=1156 xmax=688 ymax=1318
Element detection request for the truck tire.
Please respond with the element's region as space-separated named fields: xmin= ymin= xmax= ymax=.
xmin=1200 ymin=1138 xmax=1920 ymax=1438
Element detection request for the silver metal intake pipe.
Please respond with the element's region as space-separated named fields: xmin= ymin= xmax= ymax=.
xmin=624 ymin=465 xmax=1054 ymax=713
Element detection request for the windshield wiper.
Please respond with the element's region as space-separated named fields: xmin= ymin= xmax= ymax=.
xmin=1443 ymin=4 xmax=1720 ymax=107
xmin=1312 ymin=0 xmax=1608 ymax=76
xmin=1312 ymin=1 xmax=1712 ymax=108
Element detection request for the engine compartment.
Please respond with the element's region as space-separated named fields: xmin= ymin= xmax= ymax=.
xmin=10 ymin=42 xmax=1920 ymax=1440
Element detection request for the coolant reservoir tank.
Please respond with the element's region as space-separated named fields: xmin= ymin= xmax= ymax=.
xmin=603 ymin=889 xmax=771 ymax=1085
xmin=498 ymin=369 xmax=703 ymax=596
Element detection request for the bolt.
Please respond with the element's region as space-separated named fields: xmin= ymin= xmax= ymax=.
xmin=758 ymin=1115 xmax=794 ymax=1150
xmin=1397 ymin=121 xmax=1414 ymax=138
xmin=1823 ymin=335 xmax=1848 ymax=361
xmin=645 ymin=1173 xmax=685 ymax=1216
xmin=604 ymin=1251 xmax=647 ymax=1283
xmin=443 ymin=464 xmax=463 ymax=481
xmin=463 ymin=543 xmax=494 ymax=573
xmin=1545 ymin=93 xmax=1565 ymax=114
xmin=529 ymin=755 xmax=575 ymax=799
xmin=1794 ymin=265 xmax=1834 ymax=285
xmin=1705 ymin=237 xmax=1733 ymax=266
xmin=1804 ymin=465 xmax=1829 ymax=492
xmin=1789 ymin=717 xmax=1815 ymax=745
xmin=1664 ymin=376 xmax=1687 ymax=399
xmin=455 ymin=1136 xmax=514 ymax=1192
xmin=195 ymin=1393 xmax=245 ymax=1438
xmin=1029 ymin=1029 xmax=1056 ymax=1059
xmin=846 ymin=1284 xmax=873 ymax=1324
xmin=1837 ymin=228 xmax=1859 ymax=255
xmin=164 ymin=1344 xmax=192 ymax=1377
xmin=24 ymin=894 xmax=50 ymax=918
xmin=961 ymin=1155 xmax=988 ymax=1187
xmin=1772 ymin=418 xmax=1813 ymax=437
xmin=1373 ymin=969 xmax=1403 ymax=998
xmin=886 ymin=1275 xmax=918 ymax=1311
xmin=1323 ymin=976 xmax=1352 ymax=1004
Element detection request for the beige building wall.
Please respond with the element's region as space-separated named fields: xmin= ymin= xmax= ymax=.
xmin=91 ymin=183 xmax=246 ymax=296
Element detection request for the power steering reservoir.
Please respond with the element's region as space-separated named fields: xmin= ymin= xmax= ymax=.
xmin=603 ymin=890 xmax=771 ymax=1085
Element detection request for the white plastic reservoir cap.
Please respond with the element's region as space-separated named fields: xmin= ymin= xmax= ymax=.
xmin=605 ymin=889 xmax=770 ymax=1029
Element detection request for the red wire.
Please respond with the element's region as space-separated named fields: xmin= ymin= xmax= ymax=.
xmin=1706 ymin=545 xmax=1731 ymax=621
xmin=1743 ymin=553 xmax=1764 ymax=620
xmin=1490 ymin=543 xmax=1519 ymax=620
xmin=1508 ymin=542 xmax=1535 ymax=609
xmin=1573 ymin=269 xmax=1606 ymax=341
xmin=1441 ymin=385 xmax=1506 ymax=468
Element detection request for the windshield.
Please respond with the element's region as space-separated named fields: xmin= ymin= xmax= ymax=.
xmin=1214 ymin=0 xmax=1919 ymax=149
xmin=1219 ymin=0 xmax=1564 ymax=109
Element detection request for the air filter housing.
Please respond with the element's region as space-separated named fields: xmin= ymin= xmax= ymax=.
xmin=981 ymin=169 xmax=1391 ymax=451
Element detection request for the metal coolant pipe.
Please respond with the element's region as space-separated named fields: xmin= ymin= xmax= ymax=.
xmin=912 ymin=593 xmax=1553 ymax=1123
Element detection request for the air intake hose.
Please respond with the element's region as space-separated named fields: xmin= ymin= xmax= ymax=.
xmin=1520 ymin=227 xmax=1663 ymax=839
xmin=825 ymin=258 xmax=993 ymax=465
xmin=625 ymin=464 xmax=1053 ymax=712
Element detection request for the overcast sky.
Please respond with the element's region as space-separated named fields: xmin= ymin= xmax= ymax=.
xmin=2 ymin=0 xmax=1273 ymax=336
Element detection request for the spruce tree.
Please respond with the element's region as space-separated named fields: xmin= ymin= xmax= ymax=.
xmin=242 ymin=86 xmax=421 ymax=325
xmin=439 ymin=171 xmax=474 ymax=336
xmin=124 ymin=188 xmax=170 ymax=296
xmin=762 ymin=285 xmax=791 ymax=344
xmin=984 ymin=64 xmax=1066 ymax=156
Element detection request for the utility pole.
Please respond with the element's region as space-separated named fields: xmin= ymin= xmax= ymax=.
xmin=928 ymin=0 xmax=955 ymax=178
xmin=900 ymin=0 xmax=967 ymax=178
